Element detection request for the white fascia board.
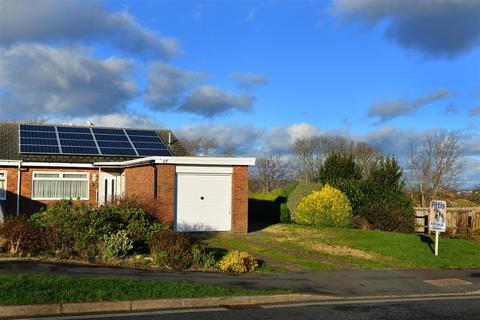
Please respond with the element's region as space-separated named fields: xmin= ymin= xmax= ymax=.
xmin=94 ymin=157 xmax=255 ymax=168
xmin=155 ymin=157 xmax=256 ymax=166
xmin=0 ymin=160 xmax=94 ymax=168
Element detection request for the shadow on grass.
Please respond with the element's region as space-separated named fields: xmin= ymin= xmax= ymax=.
xmin=418 ymin=234 xmax=434 ymax=254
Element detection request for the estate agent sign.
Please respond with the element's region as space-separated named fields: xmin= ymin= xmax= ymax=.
xmin=429 ymin=200 xmax=447 ymax=256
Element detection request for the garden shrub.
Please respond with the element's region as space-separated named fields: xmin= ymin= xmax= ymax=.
xmin=280 ymin=202 xmax=291 ymax=223
xmin=100 ymin=230 xmax=134 ymax=260
xmin=0 ymin=236 xmax=6 ymax=252
xmin=294 ymin=185 xmax=352 ymax=228
xmin=351 ymin=215 xmax=371 ymax=230
xmin=219 ymin=250 xmax=258 ymax=273
xmin=357 ymin=202 xmax=415 ymax=233
xmin=327 ymin=178 xmax=365 ymax=214
xmin=191 ymin=243 xmax=216 ymax=269
xmin=287 ymin=182 xmax=323 ymax=219
xmin=148 ymin=231 xmax=197 ymax=271
xmin=0 ymin=216 xmax=40 ymax=255
xmin=317 ymin=153 xmax=362 ymax=182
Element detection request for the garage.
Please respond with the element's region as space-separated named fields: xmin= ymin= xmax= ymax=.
xmin=175 ymin=166 xmax=232 ymax=232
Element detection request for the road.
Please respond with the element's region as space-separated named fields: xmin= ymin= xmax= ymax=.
xmin=24 ymin=296 xmax=480 ymax=320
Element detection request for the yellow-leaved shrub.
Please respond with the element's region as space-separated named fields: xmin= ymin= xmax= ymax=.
xmin=294 ymin=185 xmax=352 ymax=228
xmin=219 ymin=250 xmax=258 ymax=273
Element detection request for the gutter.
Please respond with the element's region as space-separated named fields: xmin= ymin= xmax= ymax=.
xmin=94 ymin=157 xmax=256 ymax=168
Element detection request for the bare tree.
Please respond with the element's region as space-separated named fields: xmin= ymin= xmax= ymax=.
xmin=293 ymin=135 xmax=381 ymax=181
xmin=407 ymin=130 xmax=463 ymax=207
xmin=254 ymin=155 xmax=292 ymax=192
xmin=182 ymin=137 xmax=219 ymax=156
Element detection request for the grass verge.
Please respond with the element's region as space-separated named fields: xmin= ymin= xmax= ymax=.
xmin=0 ymin=275 xmax=289 ymax=305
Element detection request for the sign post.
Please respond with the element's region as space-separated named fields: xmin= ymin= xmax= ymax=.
xmin=429 ymin=200 xmax=447 ymax=256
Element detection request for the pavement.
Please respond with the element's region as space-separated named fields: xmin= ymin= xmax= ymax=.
xmin=23 ymin=296 xmax=480 ymax=320
xmin=1 ymin=260 xmax=480 ymax=297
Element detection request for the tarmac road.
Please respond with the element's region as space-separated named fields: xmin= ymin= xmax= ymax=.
xmin=22 ymin=296 xmax=480 ymax=320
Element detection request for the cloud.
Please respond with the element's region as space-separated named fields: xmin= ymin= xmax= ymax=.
xmin=330 ymin=0 xmax=480 ymax=57
xmin=179 ymin=86 xmax=255 ymax=117
xmin=368 ymin=88 xmax=453 ymax=122
xmin=145 ymin=62 xmax=205 ymax=111
xmin=176 ymin=124 xmax=263 ymax=155
xmin=0 ymin=44 xmax=137 ymax=120
xmin=470 ymin=105 xmax=480 ymax=116
xmin=264 ymin=122 xmax=323 ymax=154
xmin=46 ymin=112 xmax=162 ymax=129
xmin=0 ymin=0 xmax=180 ymax=58
xmin=244 ymin=9 xmax=256 ymax=22
xmin=444 ymin=103 xmax=459 ymax=114
xmin=228 ymin=72 xmax=269 ymax=90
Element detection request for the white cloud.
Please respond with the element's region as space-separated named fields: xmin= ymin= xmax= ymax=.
xmin=0 ymin=0 xmax=180 ymax=58
xmin=264 ymin=122 xmax=323 ymax=154
xmin=46 ymin=112 xmax=162 ymax=129
xmin=145 ymin=62 xmax=205 ymax=111
xmin=179 ymin=85 xmax=255 ymax=117
xmin=0 ymin=44 xmax=137 ymax=120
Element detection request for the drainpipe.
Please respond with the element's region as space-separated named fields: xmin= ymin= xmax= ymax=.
xmin=16 ymin=160 xmax=22 ymax=216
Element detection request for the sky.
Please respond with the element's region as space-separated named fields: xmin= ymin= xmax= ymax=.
xmin=0 ymin=0 xmax=479 ymax=186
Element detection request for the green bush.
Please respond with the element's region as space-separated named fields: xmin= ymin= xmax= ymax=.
xmin=327 ymin=178 xmax=365 ymax=214
xmin=317 ymin=153 xmax=362 ymax=182
xmin=219 ymin=250 xmax=258 ymax=273
xmin=148 ymin=231 xmax=197 ymax=271
xmin=191 ymin=243 xmax=216 ymax=269
xmin=358 ymin=156 xmax=415 ymax=232
xmin=100 ymin=230 xmax=133 ymax=260
xmin=287 ymin=182 xmax=323 ymax=219
xmin=280 ymin=203 xmax=292 ymax=223
xmin=294 ymin=185 xmax=352 ymax=228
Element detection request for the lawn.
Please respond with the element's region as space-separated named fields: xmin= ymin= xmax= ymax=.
xmin=0 ymin=275 xmax=288 ymax=305
xmin=204 ymin=224 xmax=480 ymax=271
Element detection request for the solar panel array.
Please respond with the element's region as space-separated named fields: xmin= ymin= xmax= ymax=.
xmin=19 ymin=124 xmax=172 ymax=157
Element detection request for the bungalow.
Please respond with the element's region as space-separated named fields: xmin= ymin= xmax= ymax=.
xmin=0 ymin=123 xmax=255 ymax=232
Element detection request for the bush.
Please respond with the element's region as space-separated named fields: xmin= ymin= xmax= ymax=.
xmin=317 ymin=153 xmax=362 ymax=182
xmin=191 ymin=243 xmax=216 ymax=269
xmin=280 ymin=203 xmax=291 ymax=223
xmin=0 ymin=216 xmax=40 ymax=255
xmin=0 ymin=236 xmax=6 ymax=252
xmin=219 ymin=250 xmax=258 ymax=273
xmin=357 ymin=203 xmax=415 ymax=233
xmin=287 ymin=182 xmax=323 ymax=219
xmin=100 ymin=230 xmax=134 ymax=260
xmin=148 ymin=231 xmax=197 ymax=271
xmin=327 ymin=178 xmax=365 ymax=214
xmin=294 ymin=185 xmax=352 ymax=228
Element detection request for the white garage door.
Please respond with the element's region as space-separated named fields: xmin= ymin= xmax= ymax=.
xmin=175 ymin=167 xmax=232 ymax=232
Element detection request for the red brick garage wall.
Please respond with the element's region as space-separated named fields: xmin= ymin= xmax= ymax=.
xmin=0 ymin=166 xmax=97 ymax=215
xmin=231 ymin=165 xmax=249 ymax=233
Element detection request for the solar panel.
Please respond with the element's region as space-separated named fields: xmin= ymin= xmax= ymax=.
xmin=19 ymin=124 xmax=172 ymax=157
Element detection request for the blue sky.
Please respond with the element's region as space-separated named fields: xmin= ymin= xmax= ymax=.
xmin=0 ymin=0 xmax=479 ymax=185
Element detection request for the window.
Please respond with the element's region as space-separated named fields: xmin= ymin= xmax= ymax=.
xmin=32 ymin=172 xmax=89 ymax=200
xmin=0 ymin=171 xmax=6 ymax=200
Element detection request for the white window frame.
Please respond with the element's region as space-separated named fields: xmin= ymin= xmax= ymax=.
xmin=0 ymin=171 xmax=6 ymax=200
xmin=32 ymin=171 xmax=90 ymax=201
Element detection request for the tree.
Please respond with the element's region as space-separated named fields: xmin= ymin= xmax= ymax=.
xmin=317 ymin=153 xmax=362 ymax=183
xmin=407 ymin=130 xmax=463 ymax=207
xmin=182 ymin=137 xmax=219 ymax=156
xmin=293 ymin=135 xmax=381 ymax=182
xmin=254 ymin=155 xmax=292 ymax=192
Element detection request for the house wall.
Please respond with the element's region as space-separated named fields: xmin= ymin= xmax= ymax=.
xmin=0 ymin=166 xmax=97 ymax=215
xmin=0 ymin=163 xmax=250 ymax=233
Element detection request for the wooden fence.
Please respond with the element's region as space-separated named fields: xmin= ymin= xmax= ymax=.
xmin=414 ymin=207 xmax=480 ymax=235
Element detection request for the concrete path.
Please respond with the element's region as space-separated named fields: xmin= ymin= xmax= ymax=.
xmin=1 ymin=260 xmax=479 ymax=298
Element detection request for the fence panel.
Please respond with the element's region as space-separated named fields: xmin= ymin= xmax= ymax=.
xmin=414 ymin=207 xmax=480 ymax=235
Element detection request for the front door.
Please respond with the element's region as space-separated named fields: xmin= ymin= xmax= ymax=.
xmin=98 ymin=172 xmax=124 ymax=205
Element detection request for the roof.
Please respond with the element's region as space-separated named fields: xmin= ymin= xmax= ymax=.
xmin=0 ymin=123 xmax=189 ymax=163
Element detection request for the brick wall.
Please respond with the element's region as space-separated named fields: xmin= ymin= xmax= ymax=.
xmin=124 ymin=165 xmax=155 ymax=204
xmin=231 ymin=165 xmax=249 ymax=233
xmin=0 ymin=166 xmax=97 ymax=215
xmin=156 ymin=164 xmax=175 ymax=225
